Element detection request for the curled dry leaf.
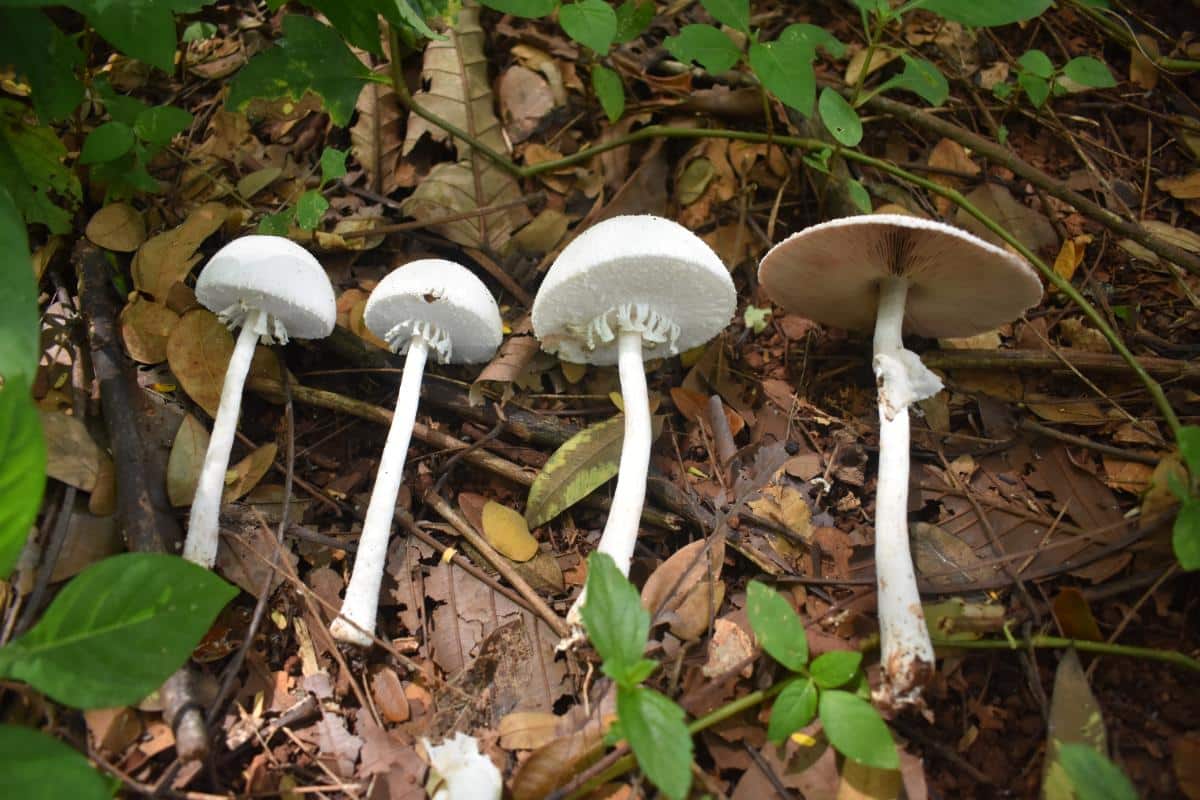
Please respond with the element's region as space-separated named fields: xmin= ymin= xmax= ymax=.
xmin=223 ymin=442 xmax=278 ymax=503
xmin=132 ymin=201 xmax=229 ymax=301
xmin=85 ymin=202 xmax=146 ymax=252
xmin=119 ymin=295 xmax=180 ymax=364
xmin=498 ymin=711 xmax=560 ymax=751
xmin=641 ymin=537 xmax=726 ymax=641
xmin=167 ymin=413 xmax=209 ymax=507
xmin=702 ymin=616 xmax=755 ymax=679
xmin=166 ymin=308 xmax=282 ymax=418
xmin=41 ymin=411 xmax=103 ymax=492
xmin=481 ymin=500 xmax=539 ymax=562
xmin=510 ymin=726 xmax=603 ymax=800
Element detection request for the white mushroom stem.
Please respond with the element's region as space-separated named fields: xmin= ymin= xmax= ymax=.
xmin=184 ymin=308 xmax=269 ymax=567
xmin=330 ymin=329 xmax=430 ymax=647
xmin=566 ymin=328 xmax=652 ymax=628
xmin=871 ymin=276 xmax=940 ymax=708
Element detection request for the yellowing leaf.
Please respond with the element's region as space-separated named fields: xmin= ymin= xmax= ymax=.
xmin=481 ymin=500 xmax=539 ymax=562
xmin=1156 ymin=171 xmax=1200 ymax=200
xmin=167 ymin=414 xmax=209 ymax=507
xmin=85 ymin=202 xmax=146 ymax=252
xmin=525 ymin=415 xmax=624 ymax=528
xmin=498 ymin=712 xmax=560 ymax=751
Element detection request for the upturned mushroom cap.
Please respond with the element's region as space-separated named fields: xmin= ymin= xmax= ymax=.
xmin=364 ymin=259 xmax=502 ymax=364
xmin=758 ymin=214 xmax=1043 ymax=338
xmin=195 ymin=235 xmax=336 ymax=339
xmin=532 ymin=215 xmax=736 ymax=365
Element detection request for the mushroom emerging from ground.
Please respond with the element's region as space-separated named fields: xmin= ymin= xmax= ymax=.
xmin=531 ymin=215 xmax=736 ymax=629
xmin=758 ymin=214 xmax=1042 ymax=708
xmin=184 ymin=236 xmax=336 ymax=568
xmin=330 ymin=260 xmax=502 ymax=647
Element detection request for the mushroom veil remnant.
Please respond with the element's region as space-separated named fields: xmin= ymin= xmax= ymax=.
xmin=184 ymin=236 xmax=336 ymax=568
xmin=330 ymin=260 xmax=502 ymax=647
xmin=532 ymin=214 xmax=736 ymax=631
xmin=758 ymin=214 xmax=1042 ymax=708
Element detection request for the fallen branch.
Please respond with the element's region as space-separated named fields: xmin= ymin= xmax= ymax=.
xmin=921 ymin=347 xmax=1200 ymax=383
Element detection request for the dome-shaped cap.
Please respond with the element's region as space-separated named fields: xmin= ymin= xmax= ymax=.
xmin=758 ymin=214 xmax=1043 ymax=338
xmin=364 ymin=259 xmax=502 ymax=364
xmin=531 ymin=215 xmax=736 ymax=365
xmin=195 ymin=235 xmax=336 ymax=339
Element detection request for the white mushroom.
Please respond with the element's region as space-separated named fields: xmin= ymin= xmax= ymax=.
xmin=531 ymin=215 xmax=736 ymax=630
xmin=185 ymin=236 xmax=336 ymax=568
xmin=758 ymin=214 xmax=1043 ymax=708
xmin=330 ymin=260 xmax=502 ymax=647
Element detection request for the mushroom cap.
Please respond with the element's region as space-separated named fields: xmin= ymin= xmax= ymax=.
xmin=196 ymin=235 xmax=336 ymax=339
xmin=364 ymin=259 xmax=502 ymax=364
xmin=758 ymin=214 xmax=1044 ymax=338
xmin=531 ymin=215 xmax=736 ymax=364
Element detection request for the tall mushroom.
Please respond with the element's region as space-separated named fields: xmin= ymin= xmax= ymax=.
xmin=531 ymin=215 xmax=736 ymax=627
xmin=758 ymin=214 xmax=1042 ymax=708
xmin=185 ymin=236 xmax=336 ymax=568
xmin=330 ymin=260 xmax=502 ymax=647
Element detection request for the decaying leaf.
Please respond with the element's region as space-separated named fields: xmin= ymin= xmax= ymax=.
xmin=223 ymin=442 xmax=278 ymax=503
xmin=351 ymin=66 xmax=406 ymax=196
xmin=481 ymin=500 xmax=539 ymax=562
xmin=911 ymin=521 xmax=991 ymax=589
xmin=167 ymin=413 xmax=209 ymax=507
xmin=41 ymin=411 xmax=103 ymax=492
xmin=399 ymin=159 xmax=529 ymax=251
xmin=85 ymin=202 xmax=146 ymax=252
xmin=642 ymin=537 xmax=726 ymax=640
xmin=166 ymin=309 xmax=281 ymax=418
xmin=119 ymin=295 xmax=180 ymax=364
xmin=926 ymin=138 xmax=978 ymax=216
xmin=956 ymin=183 xmax=1058 ymax=254
xmin=525 ymin=415 xmax=623 ymax=528
xmin=132 ymin=201 xmax=229 ymax=301
xmin=1042 ymin=649 xmax=1108 ymax=800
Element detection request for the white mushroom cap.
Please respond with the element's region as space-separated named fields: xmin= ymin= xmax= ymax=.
xmin=364 ymin=259 xmax=502 ymax=364
xmin=532 ymin=215 xmax=736 ymax=364
xmin=758 ymin=214 xmax=1043 ymax=338
xmin=195 ymin=235 xmax=336 ymax=340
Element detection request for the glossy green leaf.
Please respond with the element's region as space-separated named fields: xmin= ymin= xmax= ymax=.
xmin=591 ymin=65 xmax=625 ymax=123
xmin=818 ymin=88 xmax=862 ymax=146
xmin=887 ymin=55 xmax=950 ymax=106
xmin=919 ymin=0 xmax=1052 ymax=27
xmin=745 ymin=580 xmax=809 ymax=672
xmin=617 ymin=686 xmax=693 ymax=800
xmin=809 ymin=650 xmax=863 ymax=689
xmin=847 ymin=179 xmax=872 ymax=213
xmin=319 ymin=147 xmax=348 ymax=185
xmin=664 ymin=24 xmax=742 ymax=73
xmin=778 ymin=23 xmax=846 ymax=58
xmin=581 ymin=552 xmax=651 ymax=685
xmin=80 ymin=122 xmax=136 ymax=165
xmin=68 ymin=0 xmax=216 ymax=73
xmin=700 ymin=0 xmax=749 ymax=34
xmin=1173 ymin=498 xmax=1200 ymax=570
xmin=0 ymin=553 xmax=238 ymax=708
xmin=1017 ymin=49 xmax=1054 ymax=79
xmin=1178 ymin=426 xmax=1200 ymax=474
xmin=258 ymin=211 xmax=293 ymax=235
xmin=477 ymin=0 xmax=557 ymax=17
xmin=1056 ymin=742 xmax=1137 ymax=800
xmin=819 ymin=690 xmax=898 ymax=770
xmin=766 ymin=677 xmax=818 ymax=743
xmin=1020 ymin=72 xmax=1051 ymax=108
xmin=380 ymin=0 xmax=444 ymax=42
xmin=295 ymin=190 xmax=330 ymax=230
xmin=134 ymin=105 xmax=193 ymax=148
xmin=227 ymin=15 xmax=375 ymax=126
xmin=0 ymin=9 xmax=83 ymax=122
xmin=749 ymin=40 xmax=816 ymax=116
xmin=614 ymin=0 xmax=654 ymax=43
xmin=1062 ymin=56 xmax=1116 ymax=88
xmin=0 ymin=725 xmax=111 ymax=800
xmin=560 ymin=0 xmax=618 ymax=53
xmin=0 ymin=188 xmax=40 ymax=386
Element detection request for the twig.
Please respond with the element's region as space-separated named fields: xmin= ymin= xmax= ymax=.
xmin=920 ymin=347 xmax=1200 ymax=383
xmin=1016 ymin=418 xmax=1160 ymax=465
xmin=930 ymin=634 xmax=1200 ymax=672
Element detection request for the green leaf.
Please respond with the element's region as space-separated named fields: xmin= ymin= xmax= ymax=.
xmin=580 ymin=552 xmax=650 ymax=685
xmin=380 ymin=0 xmax=444 ymax=42
xmin=614 ymin=0 xmax=654 ymax=43
xmin=1062 ymin=56 xmax=1116 ymax=88
xmin=526 ymin=414 xmax=624 ymax=527
xmin=319 ymin=146 xmax=348 ymax=185
xmin=0 ymin=376 xmax=44 ymax=579
xmin=80 ymin=122 xmax=136 ymax=165
xmin=182 ymin=21 xmax=218 ymax=42
xmin=0 ymin=725 xmax=111 ymax=800
xmin=743 ymin=305 xmax=772 ymax=334
xmin=560 ymin=0 xmax=618 ymax=53
xmin=295 ymin=190 xmax=330 ymax=230
xmin=778 ymin=23 xmax=846 ymax=59
xmin=591 ymin=65 xmax=625 ymax=123
xmin=1173 ymin=498 xmax=1200 ymax=571
xmin=809 ymin=650 xmax=863 ymax=689
xmin=1056 ymin=742 xmax=1137 ymax=800
xmin=847 ymin=179 xmax=872 ymax=213
xmin=919 ymin=0 xmax=1052 ymax=27
xmin=819 ymin=690 xmax=898 ymax=770
xmin=1179 ymin=426 xmax=1200 ymax=474
xmin=885 ymin=55 xmax=950 ymax=106
xmin=818 ymin=88 xmax=862 ymax=146
xmin=258 ymin=210 xmax=293 ymax=235
xmin=94 ymin=77 xmax=150 ymax=127
xmin=700 ymin=0 xmax=750 ymax=34
xmin=0 ymin=100 xmax=80 ymax=233
xmin=71 ymin=0 xmax=214 ymax=74
xmin=749 ymin=40 xmax=817 ymax=116
xmin=477 ymin=0 xmax=558 ymax=17
xmin=617 ymin=686 xmax=693 ymax=800
xmin=134 ymin=105 xmax=193 ymax=148
xmin=0 ymin=553 xmax=238 ymax=708
xmin=0 ymin=9 xmax=84 ymax=122
xmin=227 ymin=14 xmax=375 ymax=126
xmin=766 ymin=677 xmax=818 ymax=743
xmin=1017 ymin=49 xmax=1055 ymax=79
xmin=0 ymin=188 xmax=41 ymax=386
xmin=745 ymin=580 xmax=809 ymax=671
xmin=664 ymin=24 xmax=742 ymax=73
xmin=1019 ymin=72 xmax=1051 ymax=107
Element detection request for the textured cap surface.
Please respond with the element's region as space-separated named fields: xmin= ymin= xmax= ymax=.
xmin=364 ymin=259 xmax=502 ymax=364
xmin=196 ymin=235 xmax=336 ymax=339
xmin=758 ymin=214 xmax=1043 ymax=338
xmin=531 ymin=215 xmax=735 ymax=364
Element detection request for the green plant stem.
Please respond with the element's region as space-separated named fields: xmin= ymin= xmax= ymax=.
xmin=931 ymin=635 xmax=1200 ymax=672
xmin=1066 ymin=0 xmax=1200 ymax=73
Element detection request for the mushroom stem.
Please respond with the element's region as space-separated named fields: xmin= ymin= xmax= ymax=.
xmin=331 ymin=333 xmax=429 ymax=647
xmin=871 ymin=276 xmax=935 ymax=708
xmin=184 ymin=308 xmax=267 ymax=568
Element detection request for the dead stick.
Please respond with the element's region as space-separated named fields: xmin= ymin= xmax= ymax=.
xmin=75 ymin=240 xmax=208 ymax=761
xmin=921 ymin=347 xmax=1200 ymax=381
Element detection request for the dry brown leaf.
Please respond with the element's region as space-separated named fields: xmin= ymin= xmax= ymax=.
xmin=1101 ymin=456 xmax=1154 ymax=494
xmin=473 ymin=315 xmax=539 ymax=402
xmin=845 ymin=47 xmax=899 ymax=85
xmin=510 ymin=726 xmax=603 ymax=800
xmin=41 ymin=411 xmax=103 ymax=492
xmin=224 ymin=442 xmax=277 ymax=503
xmin=498 ymin=711 xmax=559 ymax=751
xmin=132 ymin=201 xmax=229 ymax=301
xmin=481 ymin=500 xmax=539 ymax=562
xmin=641 ymin=537 xmax=726 ymax=640
xmin=119 ymin=295 xmax=179 ymax=364
xmin=1129 ymin=34 xmax=1160 ymax=91
xmin=702 ymin=616 xmax=755 ymax=678
xmin=86 ymin=202 xmax=146 ymax=252
xmin=1157 ymin=171 xmax=1200 ymax=200
xmin=837 ymin=758 xmax=902 ymax=800
xmin=1026 ymin=398 xmax=1111 ymax=426
xmin=166 ymin=309 xmax=281 ymax=418
xmin=911 ymin=521 xmax=990 ymax=589
xmin=167 ymin=414 xmax=209 ymax=507
xmin=498 ymin=65 xmax=555 ymax=144
xmin=956 ymin=183 xmax=1058 ymax=254
xmin=1051 ymin=235 xmax=1093 ymax=284
xmin=926 ymin=138 xmax=978 ymax=216
xmin=1058 ymin=318 xmax=1111 ymax=354
xmin=512 ymin=208 xmax=569 ymax=254
xmin=371 ymin=669 xmax=411 ymax=723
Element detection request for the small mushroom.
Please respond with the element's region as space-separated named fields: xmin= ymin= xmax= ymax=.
xmin=531 ymin=215 xmax=735 ymax=629
xmin=184 ymin=236 xmax=336 ymax=568
xmin=330 ymin=260 xmax=502 ymax=647
xmin=758 ymin=214 xmax=1042 ymax=708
